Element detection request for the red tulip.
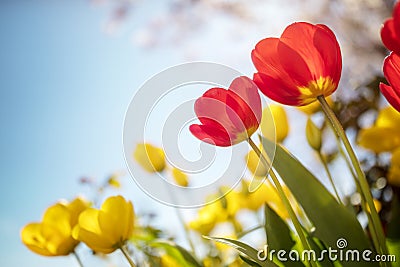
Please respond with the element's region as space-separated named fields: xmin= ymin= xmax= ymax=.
xmin=381 ymin=1 xmax=400 ymax=54
xmin=190 ymin=76 xmax=261 ymax=147
xmin=252 ymin=22 xmax=342 ymax=106
xmin=380 ymin=52 xmax=400 ymax=112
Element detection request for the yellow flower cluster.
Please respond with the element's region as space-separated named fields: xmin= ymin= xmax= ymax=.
xmin=21 ymin=197 xmax=88 ymax=256
xmin=72 ymin=195 xmax=134 ymax=254
xmin=358 ymin=106 xmax=400 ymax=186
xmin=188 ymin=180 xmax=300 ymax=236
xmin=134 ymin=143 xmax=189 ymax=187
xmin=22 ymin=195 xmax=135 ymax=256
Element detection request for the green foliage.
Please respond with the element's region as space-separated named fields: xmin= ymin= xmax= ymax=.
xmin=261 ymin=136 xmax=379 ymax=267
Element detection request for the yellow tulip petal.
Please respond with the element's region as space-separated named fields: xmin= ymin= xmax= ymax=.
xmin=42 ymin=204 xmax=71 ymax=236
xmin=134 ymin=143 xmax=166 ymax=173
xmin=261 ymin=105 xmax=289 ymax=143
xmin=297 ymin=96 xmax=333 ymax=115
xmin=376 ymin=106 xmax=400 ymax=129
xmin=172 ymin=168 xmax=189 ymax=187
xmin=73 ymin=226 xmax=117 ymax=253
xmin=358 ymin=127 xmax=400 ymax=153
xmin=160 ymin=254 xmax=180 ymax=267
xmin=21 ymin=223 xmax=53 ymax=256
xmin=245 ymin=149 xmax=268 ymax=177
xmin=67 ymin=197 xmax=90 ymax=225
xmin=99 ymin=196 xmax=134 ymax=244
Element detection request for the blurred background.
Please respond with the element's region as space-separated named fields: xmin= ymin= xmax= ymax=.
xmin=0 ymin=0 xmax=395 ymax=266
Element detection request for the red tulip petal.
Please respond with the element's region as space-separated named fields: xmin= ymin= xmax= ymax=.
xmin=195 ymin=88 xmax=232 ymax=129
xmin=314 ymin=24 xmax=342 ymax=83
xmin=253 ymin=73 xmax=307 ymax=106
xmin=279 ymin=22 xmax=341 ymax=84
xmin=189 ymin=123 xmax=232 ymax=147
xmin=393 ymin=1 xmax=400 ymax=37
xmin=228 ymin=76 xmax=262 ymax=125
xmin=381 ymin=52 xmax=400 ymax=113
xmin=277 ymin=40 xmax=313 ymax=86
xmin=380 ymin=83 xmax=400 ymax=113
xmin=252 ymin=38 xmax=299 ymax=91
xmin=381 ymin=20 xmax=400 ymax=54
xmin=384 ymin=53 xmax=400 ymax=89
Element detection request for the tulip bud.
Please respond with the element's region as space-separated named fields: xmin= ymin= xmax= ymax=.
xmin=306 ymin=118 xmax=322 ymax=151
xmin=172 ymin=167 xmax=189 ymax=187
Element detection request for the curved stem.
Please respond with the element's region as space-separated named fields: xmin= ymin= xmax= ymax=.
xmin=237 ymin=225 xmax=263 ymax=239
xmin=317 ymin=151 xmax=343 ymax=205
xmin=248 ymin=138 xmax=317 ymax=267
xmin=334 ymin=125 xmax=382 ymax=254
xmin=120 ymin=246 xmax=136 ymax=267
xmin=73 ymin=251 xmax=84 ymax=267
xmin=318 ymin=96 xmax=388 ymax=257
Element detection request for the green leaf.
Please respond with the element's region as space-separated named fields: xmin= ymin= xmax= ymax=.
xmin=387 ymin=194 xmax=400 ymax=240
xmin=387 ymin=239 xmax=400 ymax=267
xmin=264 ymin=204 xmax=305 ymax=267
xmin=240 ymin=255 xmax=263 ymax=267
xmin=306 ymin=235 xmax=335 ymax=267
xmin=260 ymin=136 xmax=379 ymax=267
xmin=150 ymin=240 xmax=202 ymax=267
xmin=204 ymin=236 xmax=278 ymax=267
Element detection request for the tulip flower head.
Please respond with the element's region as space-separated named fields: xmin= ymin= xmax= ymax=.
xmin=72 ymin=195 xmax=134 ymax=254
xmin=190 ymin=76 xmax=261 ymax=146
xmin=261 ymin=105 xmax=289 ymax=143
xmin=358 ymin=106 xmax=400 ymax=153
xmin=134 ymin=143 xmax=166 ymax=173
xmin=381 ymin=1 xmax=400 ymax=54
xmin=21 ymin=197 xmax=89 ymax=256
xmin=380 ymin=52 xmax=400 ymax=113
xmin=252 ymin=22 xmax=342 ymax=106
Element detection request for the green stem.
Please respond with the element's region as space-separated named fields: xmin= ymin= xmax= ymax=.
xmin=335 ymin=131 xmax=382 ymax=254
xmin=73 ymin=251 xmax=84 ymax=267
xmin=317 ymin=151 xmax=343 ymax=205
xmin=318 ymin=96 xmax=388 ymax=257
xmin=174 ymin=205 xmax=197 ymax=256
xmin=248 ymin=138 xmax=317 ymax=267
xmin=120 ymin=246 xmax=136 ymax=267
xmin=162 ymin=172 xmax=198 ymax=258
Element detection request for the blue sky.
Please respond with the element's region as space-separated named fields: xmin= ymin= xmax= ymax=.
xmin=0 ymin=1 xmax=183 ymax=266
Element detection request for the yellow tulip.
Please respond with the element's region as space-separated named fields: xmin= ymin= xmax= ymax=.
xmin=21 ymin=197 xmax=89 ymax=256
xmin=245 ymin=146 xmax=269 ymax=177
xmin=261 ymin=105 xmax=289 ymax=143
xmin=297 ymin=96 xmax=334 ymax=115
xmin=172 ymin=167 xmax=189 ymax=187
xmin=389 ymin=148 xmax=400 ymax=187
xmin=160 ymin=254 xmax=180 ymax=266
xmin=358 ymin=128 xmax=400 ymax=153
xmin=133 ymin=143 xmax=166 ymax=173
xmin=242 ymin=181 xmax=297 ymax=219
xmin=188 ymin=208 xmax=218 ymax=236
xmin=358 ymin=106 xmax=400 ymax=153
xmin=375 ymin=106 xmax=400 ymax=128
xmin=72 ymin=195 xmax=134 ymax=254
xmin=188 ymin=190 xmax=244 ymax=235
